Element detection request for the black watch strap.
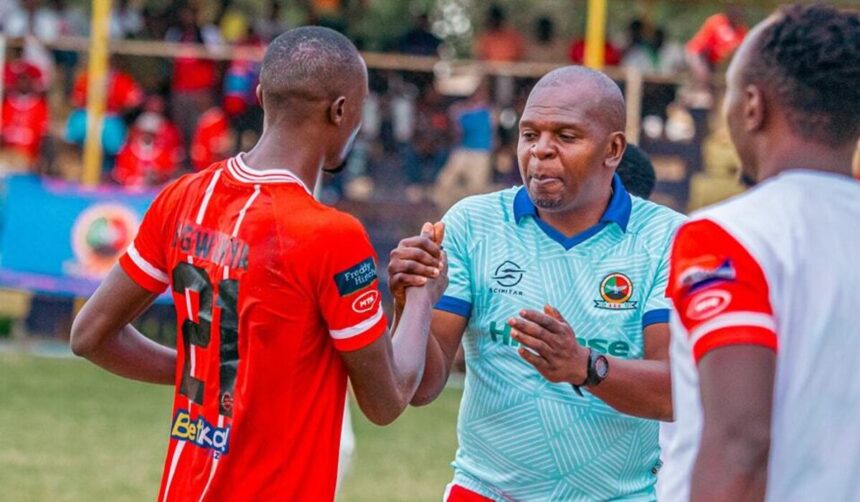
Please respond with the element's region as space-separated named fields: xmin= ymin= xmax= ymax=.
xmin=571 ymin=348 xmax=593 ymax=397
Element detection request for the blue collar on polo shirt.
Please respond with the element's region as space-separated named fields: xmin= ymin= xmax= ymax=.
xmin=513 ymin=173 xmax=632 ymax=249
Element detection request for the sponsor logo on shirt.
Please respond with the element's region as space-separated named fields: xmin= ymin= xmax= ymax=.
xmin=594 ymin=273 xmax=637 ymax=310
xmin=489 ymin=321 xmax=630 ymax=356
xmin=686 ymin=289 xmax=732 ymax=321
xmin=489 ymin=260 xmax=525 ymax=296
xmin=678 ymin=256 xmax=736 ymax=292
xmin=170 ymin=409 xmax=231 ymax=457
xmin=334 ymin=257 xmax=377 ymax=296
xmin=352 ymin=290 xmax=379 ymax=313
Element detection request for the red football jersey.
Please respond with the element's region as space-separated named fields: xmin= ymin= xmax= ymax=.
xmin=118 ymin=155 xmax=387 ymax=501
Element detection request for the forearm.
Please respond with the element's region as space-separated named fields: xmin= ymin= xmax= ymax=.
xmin=79 ymin=324 xmax=176 ymax=385
xmin=410 ymin=333 xmax=451 ymax=406
xmin=390 ymin=290 xmax=435 ymax=408
xmin=691 ymin=430 xmax=769 ymax=502
xmin=586 ymin=358 xmax=672 ymax=420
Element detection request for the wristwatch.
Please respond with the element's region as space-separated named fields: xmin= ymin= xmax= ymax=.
xmin=572 ymin=348 xmax=610 ymax=397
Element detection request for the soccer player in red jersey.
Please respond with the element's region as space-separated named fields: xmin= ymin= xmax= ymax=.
xmin=71 ymin=27 xmax=448 ymax=501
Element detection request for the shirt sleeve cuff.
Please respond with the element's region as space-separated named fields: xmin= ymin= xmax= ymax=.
xmin=119 ymin=251 xmax=169 ymax=294
xmin=331 ymin=307 xmax=388 ymax=352
xmin=693 ymin=326 xmax=778 ymax=363
xmin=642 ymin=308 xmax=670 ymax=328
xmin=434 ymin=295 xmax=472 ymax=318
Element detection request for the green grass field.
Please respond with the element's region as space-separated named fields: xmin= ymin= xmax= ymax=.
xmin=0 ymin=354 xmax=461 ymax=501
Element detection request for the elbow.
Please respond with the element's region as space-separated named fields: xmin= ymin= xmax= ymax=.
xmin=362 ymin=404 xmax=405 ymax=426
xmin=410 ymin=385 xmax=443 ymax=407
xmin=706 ymin=422 xmax=772 ymax=476
xmin=69 ymin=315 xmax=96 ymax=358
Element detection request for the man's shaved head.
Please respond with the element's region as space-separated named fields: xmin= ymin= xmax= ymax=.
xmin=260 ymin=26 xmax=367 ymax=108
xmin=531 ymin=66 xmax=626 ymax=133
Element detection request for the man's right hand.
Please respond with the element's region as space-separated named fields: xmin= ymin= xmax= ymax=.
xmin=389 ymin=222 xmax=446 ymax=310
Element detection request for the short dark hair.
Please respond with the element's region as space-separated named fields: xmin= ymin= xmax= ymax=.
xmin=743 ymin=4 xmax=860 ymax=147
xmin=617 ymin=144 xmax=656 ymax=199
xmin=260 ymin=26 xmax=365 ymax=105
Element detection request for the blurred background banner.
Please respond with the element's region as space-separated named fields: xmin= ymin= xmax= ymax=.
xmin=0 ymin=174 xmax=155 ymax=297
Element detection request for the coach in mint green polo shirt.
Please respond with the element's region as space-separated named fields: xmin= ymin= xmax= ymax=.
xmin=388 ymin=67 xmax=684 ymax=501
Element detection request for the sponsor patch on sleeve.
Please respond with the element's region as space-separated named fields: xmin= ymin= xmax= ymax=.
xmin=334 ymin=257 xmax=378 ymax=296
xmin=677 ymin=256 xmax=736 ymax=292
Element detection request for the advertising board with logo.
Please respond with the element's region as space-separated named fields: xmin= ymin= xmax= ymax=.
xmin=0 ymin=174 xmax=160 ymax=298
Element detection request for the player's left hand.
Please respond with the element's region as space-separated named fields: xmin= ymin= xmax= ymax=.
xmin=509 ymin=305 xmax=589 ymax=385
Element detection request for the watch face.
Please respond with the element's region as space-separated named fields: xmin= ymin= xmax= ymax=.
xmin=594 ymin=356 xmax=609 ymax=379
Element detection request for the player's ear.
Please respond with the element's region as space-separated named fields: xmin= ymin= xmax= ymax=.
xmin=604 ymin=132 xmax=627 ymax=170
xmin=744 ymin=84 xmax=766 ymax=133
xmin=329 ymin=96 xmax=347 ymax=126
xmin=255 ymin=85 xmax=263 ymax=107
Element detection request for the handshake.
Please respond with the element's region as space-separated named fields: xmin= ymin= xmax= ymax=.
xmin=388 ymin=221 xmax=449 ymax=311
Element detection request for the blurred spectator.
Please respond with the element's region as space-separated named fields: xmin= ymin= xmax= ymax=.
xmin=652 ymin=28 xmax=686 ymax=75
xmin=1 ymin=59 xmax=49 ymax=168
xmin=66 ymin=56 xmax=144 ymax=163
xmin=474 ymin=5 xmax=524 ymax=62
xmin=113 ymin=111 xmax=183 ymax=187
xmin=686 ymin=7 xmax=747 ymax=86
xmin=433 ymin=80 xmax=494 ymax=210
xmin=51 ymin=0 xmax=88 ymax=96
xmin=617 ymin=144 xmax=656 ymax=199
xmin=223 ymin=29 xmax=263 ymax=151
xmin=406 ymin=85 xmax=451 ymax=193
xmin=621 ymin=19 xmax=652 ymax=71
xmin=165 ymin=5 xmax=223 ymax=153
xmin=526 ymin=17 xmax=568 ymax=63
xmin=110 ymin=0 xmax=145 ymax=39
xmin=4 ymin=0 xmax=60 ymax=43
xmin=255 ymin=0 xmax=289 ymax=43
xmin=395 ymin=13 xmax=441 ymax=56
xmin=191 ymin=106 xmax=232 ymax=171
xmin=218 ymin=0 xmax=251 ymax=43
xmin=569 ymin=36 xmax=622 ymax=66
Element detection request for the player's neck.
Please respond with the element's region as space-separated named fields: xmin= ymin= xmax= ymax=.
xmin=243 ymin=130 xmax=323 ymax=191
xmin=756 ymin=139 xmax=855 ymax=183
xmin=537 ymin=187 xmax=612 ymax=239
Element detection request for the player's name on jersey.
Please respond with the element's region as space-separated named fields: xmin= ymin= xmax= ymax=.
xmin=171 ymin=221 xmax=250 ymax=271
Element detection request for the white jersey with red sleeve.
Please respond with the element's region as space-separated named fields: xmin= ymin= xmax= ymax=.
xmin=659 ymin=170 xmax=860 ymax=501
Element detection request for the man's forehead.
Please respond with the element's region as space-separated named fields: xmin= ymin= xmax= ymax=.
xmin=521 ymin=86 xmax=602 ymax=124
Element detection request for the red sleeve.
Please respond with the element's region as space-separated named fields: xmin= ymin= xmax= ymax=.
xmin=71 ymin=74 xmax=87 ymax=109
xmin=315 ymin=215 xmax=387 ymax=352
xmin=117 ymin=184 xmax=175 ymax=293
xmin=668 ymin=219 xmax=777 ymax=363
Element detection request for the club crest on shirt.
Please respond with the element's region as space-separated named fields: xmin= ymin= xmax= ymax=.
xmin=594 ymin=272 xmax=637 ymax=310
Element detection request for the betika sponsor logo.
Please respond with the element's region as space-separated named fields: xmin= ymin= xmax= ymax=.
xmin=171 ymin=409 xmax=231 ymax=456
xmin=489 ymin=321 xmax=630 ymax=357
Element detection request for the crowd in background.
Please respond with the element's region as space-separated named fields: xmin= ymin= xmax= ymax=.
xmin=0 ymin=0 xmax=752 ymax=212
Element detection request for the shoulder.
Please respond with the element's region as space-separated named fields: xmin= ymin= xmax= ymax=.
xmin=628 ymin=197 xmax=687 ymax=244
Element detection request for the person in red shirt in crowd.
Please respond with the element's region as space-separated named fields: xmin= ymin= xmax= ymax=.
xmin=191 ymin=106 xmax=232 ymax=172
xmin=1 ymin=59 xmax=49 ymax=167
xmin=568 ymin=38 xmax=622 ymax=66
xmin=686 ymin=6 xmax=748 ymax=86
xmin=165 ymin=5 xmax=223 ymax=151
xmin=474 ymin=5 xmax=524 ymax=62
xmin=71 ymin=27 xmax=447 ymax=501
xmin=113 ymin=111 xmax=184 ymax=188
xmin=66 ymin=56 xmax=144 ymax=160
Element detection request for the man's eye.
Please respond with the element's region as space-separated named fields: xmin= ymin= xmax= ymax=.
xmin=521 ymin=132 xmax=537 ymax=140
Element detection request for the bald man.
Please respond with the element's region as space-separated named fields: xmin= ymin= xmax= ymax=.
xmin=389 ymin=66 xmax=685 ymax=501
xmin=70 ymin=27 xmax=447 ymax=501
